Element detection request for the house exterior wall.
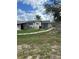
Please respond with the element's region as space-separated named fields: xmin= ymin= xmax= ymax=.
xmin=33 ymin=22 xmax=41 ymax=29
xmin=17 ymin=24 xmax=21 ymax=30
xmin=41 ymin=23 xmax=48 ymax=29
xmin=23 ymin=23 xmax=33 ymax=29
xmin=48 ymin=23 xmax=52 ymax=28
xmin=17 ymin=21 xmax=52 ymax=30
xmin=41 ymin=23 xmax=52 ymax=29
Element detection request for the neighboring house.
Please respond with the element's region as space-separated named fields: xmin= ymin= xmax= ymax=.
xmin=17 ymin=20 xmax=52 ymax=30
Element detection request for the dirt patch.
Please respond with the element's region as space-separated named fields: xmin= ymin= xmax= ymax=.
xmin=17 ymin=44 xmax=61 ymax=59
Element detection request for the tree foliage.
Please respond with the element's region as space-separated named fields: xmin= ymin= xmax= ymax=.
xmin=44 ymin=0 xmax=61 ymax=23
xmin=35 ymin=15 xmax=41 ymax=21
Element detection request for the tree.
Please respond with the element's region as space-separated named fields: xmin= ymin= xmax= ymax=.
xmin=44 ymin=0 xmax=61 ymax=32
xmin=44 ymin=0 xmax=61 ymax=23
xmin=35 ymin=15 xmax=41 ymax=21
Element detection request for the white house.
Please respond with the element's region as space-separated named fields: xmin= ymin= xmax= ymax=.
xmin=17 ymin=20 xmax=26 ymax=30
xmin=17 ymin=20 xmax=52 ymax=30
xmin=33 ymin=21 xmax=41 ymax=29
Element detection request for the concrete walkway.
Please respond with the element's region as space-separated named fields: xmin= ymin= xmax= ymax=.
xmin=17 ymin=27 xmax=54 ymax=35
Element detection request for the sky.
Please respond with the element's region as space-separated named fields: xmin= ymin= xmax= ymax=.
xmin=17 ymin=0 xmax=59 ymax=21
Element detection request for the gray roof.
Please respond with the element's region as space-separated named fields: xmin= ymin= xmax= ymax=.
xmin=17 ymin=20 xmax=51 ymax=24
xmin=17 ymin=20 xmax=26 ymax=24
xmin=41 ymin=21 xmax=51 ymax=23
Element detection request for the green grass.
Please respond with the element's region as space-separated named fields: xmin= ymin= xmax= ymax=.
xmin=17 ymin=28 xmax=46 ymax=34
xmin=17 ymin=29 xmax=61 ymax=45
xmin=17 ymin=29 xmax=61 ymax=59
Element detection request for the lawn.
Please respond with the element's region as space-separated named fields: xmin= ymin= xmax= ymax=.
xmin=17 ymin=29 xmax=61 ymax=59
xmin=17 ymin=29 xmax=60 ymax=45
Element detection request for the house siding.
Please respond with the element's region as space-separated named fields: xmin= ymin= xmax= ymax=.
xmin=33 ymin=22 xmax=41 ymax=29
xmin=17 ymin=24 xmax=21 ymax=30
xmin=41 ymin=23 xmax=52 ymax=29
xmin=41 ymin=23 xmax=48 ymax=29
xmin=17 ymin=20 xmax=52 ymax=30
